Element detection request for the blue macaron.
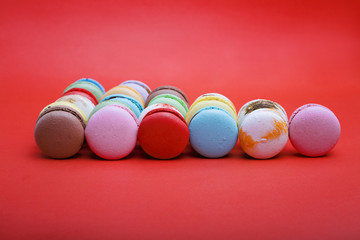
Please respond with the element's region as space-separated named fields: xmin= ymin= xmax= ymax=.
xmin=77 ymin=78 xmax=106 ymax=94
xmin=188 ymin=106 xmax=238 ymax=158
xmin=100 ymin=94 xmax=144 ymax=118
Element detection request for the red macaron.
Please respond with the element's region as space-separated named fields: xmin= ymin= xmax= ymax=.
xmin=138 ymin=103 xmax=189 ymax=159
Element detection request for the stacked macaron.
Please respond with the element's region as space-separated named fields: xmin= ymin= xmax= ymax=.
xmin=34 ymin=78 xmax=105 ymax=158
xmin=186 ymin=93 xmax=238 ymax=158
xmin=138 ymin=86 xmax=190 ymax=159
xmin=85 ymin=80 xmax=150 ymax=160
xmin=35 ymin=80 xmax=341 ymax=159
xmin=237 ymin=99 xmax=288 ymax=159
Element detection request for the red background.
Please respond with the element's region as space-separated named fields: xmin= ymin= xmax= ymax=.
xmin=1 ymin=0 xmax=360 ymax=239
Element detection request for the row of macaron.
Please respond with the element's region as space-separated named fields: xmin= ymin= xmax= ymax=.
xmin=34 ymin=78 xmax=341 ymax=160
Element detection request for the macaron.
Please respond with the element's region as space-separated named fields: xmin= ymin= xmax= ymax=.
xmin=193 ymin=93 xmax=236 ymax=110
xmin=237 ymin=99 xmax=287 ymax=128
xmin=238 ymin=99 xmax=288 ymax=159
xmin=145 ymin=85 xmax=189 ymax=108
xmin=120 ymin=80 xmax=151 ymax=103
xmin=188 ymin=106 xmax=238 ymax=158
xmin=186 ymin=93 xmax=237 ymax=125
xmin=63 ymin=80 xmax=104 ymax=104
xmin=76 ymin=78 xmax=106 ymax=94
xmin=289 ymin=104 xmax=341 ymax=157
xmin=34 ymin=101 xmax=87 ymax=159
xmin=147 ymin=94 xmax=188 ymax=118
xmin=100 ymin=85 xmax=144 ymax=106
xmin=100 ymin=94 xmax=144 ymax=118
xmin=138 ymin=104 xmax=189 ymax=159
xmin=85 ymin=105 xmax=139 ymax=160
xmin=62 ymin=89 xmax=98 ymax=105
xmin=88 ymin=99 xmax=131 ymax=120
xmin=56 ymin=94 xmax=95 ymax=119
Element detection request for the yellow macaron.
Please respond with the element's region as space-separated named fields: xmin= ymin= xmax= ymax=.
xmin=100 ymin=85 xmax=145 ymax=106
xmin=185 ymin=93 xmax=237 ymax=125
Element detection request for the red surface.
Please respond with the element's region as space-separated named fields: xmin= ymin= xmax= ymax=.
xmin=1 ymin=0 xmax=360 ymax=239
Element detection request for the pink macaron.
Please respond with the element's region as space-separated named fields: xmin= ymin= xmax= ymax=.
xmin=85 ymin=105 xmax=139 ymax=159
xmin=289 ymin=104 xmax=341 ymax=157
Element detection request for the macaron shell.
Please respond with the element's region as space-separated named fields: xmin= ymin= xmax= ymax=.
xmin=186 ymin=99 xmax=237 ymax=125
xmin=239 ymin=109 xmax=288 ymax=159
xmin=62 ymin=89 xmax=98 ymax=105
xmin=145 ymin=86 xmax=189 ymax=107
xmin=194 ymin=93 xmax=236 ymax=111
xmin=238 ymin=99 xmax=288 ymax=128
xmin=56 ymin=94 xmax=95 ymax=119
xmin=76 ymin=78 xmax=105 ymax=94
xmin=289 ymin=104 xmax=341 ymax=157
xmin=121 ymin=80 xmax=151 ymax=93
xmin=148 ymin=94 xmax=188 ymax=118
xmin=39 ymin=101 xmax=87 ymax=124
xmin=192 ymin=95 xmax=237 ymax=114
xmin=63 ymin=81 xmax=103 ymax=103
xmin=100 ymin=86 xmax=145 ymax=106
xmin=138 ymin=111 xmax=189 ymax=159
xmin=138 ymin=103 xmax=182 ymax=123
xmin=35 ymin=109 xmax=85 ymax=159
xmin=189 ymin=106 xmax=238 ymax=158
xmin=85 ymin=105 xmax=139 ymax=160
xmin=100 ymin=94 xmax=143 ymax=118
xmin=88 ymin=100 xmax=132 ymax=120
xmin=120 ymin=80 xmax=151 ymax=102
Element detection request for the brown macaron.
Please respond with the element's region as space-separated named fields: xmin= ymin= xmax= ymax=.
xmin=34 ymin=102 xmax=87 ymax=159
xmin=144 ymin=85 xmax=189 ymax=108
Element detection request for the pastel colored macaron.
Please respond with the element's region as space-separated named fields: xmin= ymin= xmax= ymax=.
xmin=63 ymin=79 xmax=104 ymax=104
xmin=88 ymin=99 xmax=131 ymax=119
xmin=186 ymin=93 xmax=237 ymax=125
xmin=100 ymin=85 xmax=144 ymax=106
xmin=147 ymin=94 xmax=188 ymax=118
xmin=56 ymin=94 xmax=95 ymax=119
xmin=193 ymin=93 xmax=236 ymax=111
xmin=237 ymin=99 xmax=287 ymax=128
xmin=145 ymin=85 xmax=189 ymax=108
xmin=238 ymin=99 xmax=288 ymax=159
xmin=188 ymin=106 xmax=238 ymax=158
xmin=85 ymin=105 xmax=139 ymax=160
xmin=76 ymin=78 xmax=106 ymax=94
xmin=100 ymin=94 xmax=144 ymax=118
xmin=289 ymin=104 xmax=340 ymax=157
xmin=138 ymin=103 xmax=189 ymax=159
xmin=62 ymin=89 xmax=98 ymax=105
xmin=34 ymin=101 xmax=87 ymax=159
xmin=120 ymin=80 xmax=151 ymax=103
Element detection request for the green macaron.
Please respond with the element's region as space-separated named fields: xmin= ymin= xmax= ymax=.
xmin=63 ymin=81 xmax=104 ymax=103
xmin=148 ymin=94 xmax=188 ymax=118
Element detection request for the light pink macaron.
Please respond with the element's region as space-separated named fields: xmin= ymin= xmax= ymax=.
xmin=289 ymin=104 xmax=341 ymax=157
xmin=85 ymin=105 xmax=139 ymax=159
